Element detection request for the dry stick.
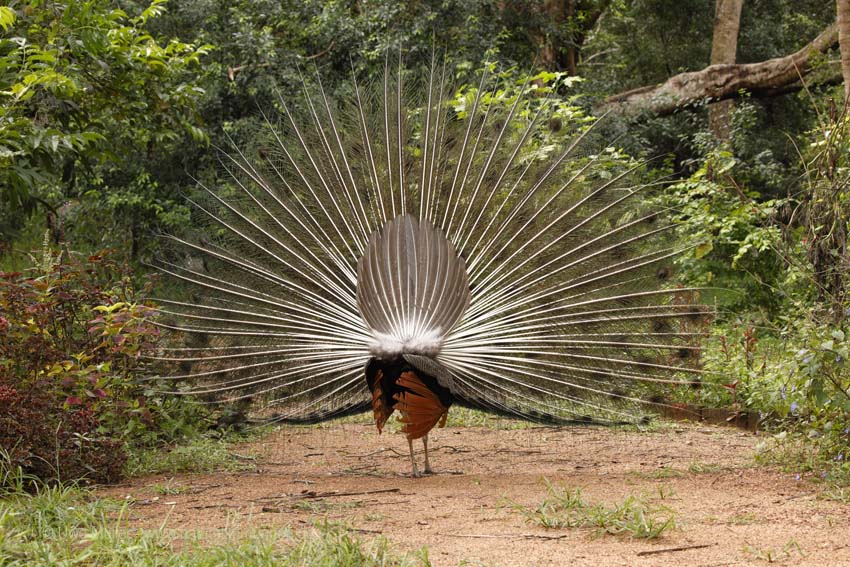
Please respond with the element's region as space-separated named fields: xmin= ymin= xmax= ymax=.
xmin=231 ymin=452 xmax=256 ymax=461
xmin=187 ymin=483 xmax=223 ymax=494
xmin=440 ymin=533 xmax=569 ymax=541
xmin=250 ymin=488 xmax=401 ymax=502
xmin=295 ymin=487 xmax=401 ymax=499
xmin=341 ymin=448 xmax=392 ymax=458
xmin=352 ymin=528 xmax=383 ymax=534
xmin=343 ymin=463 xmax=381 ymax=471
xmin=635 ymin=543 xmax=716 ymax=557
xmin=492 ymin=449 xmax=543 ymax=455
xmin=251 ymin=487 xmax=400 ymax=503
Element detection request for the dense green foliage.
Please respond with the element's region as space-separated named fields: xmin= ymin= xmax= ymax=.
xmin=0 ymin=248 xmax=204 ymax=485
xmin=667 ymin=110 xmax=850 ymax=481
xmin=0 ymin=0 xmax=209 ymax=254
xmin=1 ymin=0 xmax=850 ymax=485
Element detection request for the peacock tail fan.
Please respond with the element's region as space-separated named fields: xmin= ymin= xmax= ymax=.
xmin=150 ymin=56 xmax=714 ymax=426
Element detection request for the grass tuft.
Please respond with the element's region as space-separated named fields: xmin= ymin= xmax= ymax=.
xmin=505 ymin=479 xmax=675 ymax=539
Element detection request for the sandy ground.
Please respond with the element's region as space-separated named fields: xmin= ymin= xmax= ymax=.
xmin=99 ymin=421 xmax=850 ymax=566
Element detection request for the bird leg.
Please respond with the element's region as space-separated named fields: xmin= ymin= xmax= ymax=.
xmin=423 ymin=433 xmax=433 ymax=474
xmin=407 ymin=437 xmax=421 ymax=477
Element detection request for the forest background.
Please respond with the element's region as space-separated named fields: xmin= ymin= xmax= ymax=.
xmin=1 ymin=0 xmax=850 ymax=489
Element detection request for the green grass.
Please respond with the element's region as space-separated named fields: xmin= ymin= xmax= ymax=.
xmin=291 ymin=499 xmax=363 ymax=513
xmin=688 ymin=461 xmax=725 ymax=474
xmin=504 ymin=479 xmax=675 ymax=539
xmin=444 ymin=407 xmax=535 ymax=429
xmin=728 ymin=512 xmax=758 ymax=525
xmin=633 ymin=466 xmax=684 ymax=479
xmin=755 ymin=435 xmax=850 ymax=497
xmin=124 ymin=435 xmax=258 ymax=477
xmin=0 ymin=468 xmax=431 ymax=567
xmin=742 ymin=540 xmax=805 ymax=563
xmin=823 ymin=483 xmax=850 ymax=503
xmin=151 ymin=480 xmax=185 ymax=496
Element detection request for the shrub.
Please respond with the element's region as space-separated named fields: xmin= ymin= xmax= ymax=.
xmin=686 ymin=317 xmax=850 ymax=482
xmin=0 ymin=246 xmax=196 ymax=486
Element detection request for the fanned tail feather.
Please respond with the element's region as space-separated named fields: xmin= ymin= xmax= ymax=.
xmin=152 ymin=54 xmax=713 ymax=425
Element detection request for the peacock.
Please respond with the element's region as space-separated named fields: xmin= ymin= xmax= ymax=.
xmin=153 ymin=56 xmax=710 ymax=477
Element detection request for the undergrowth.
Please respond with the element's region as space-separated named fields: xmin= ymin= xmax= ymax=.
xmin=0 ymin=248 xmax=208 ymax=487
xmin=124 ymin=433 xmax=261 ymax=477
xmin=504 ymin=479 xmax=675 ymax=539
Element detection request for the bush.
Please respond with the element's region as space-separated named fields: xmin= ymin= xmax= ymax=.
xmin=0 ymin=246 xmax=199 ymax=486
xmin=686 ymin=317 xmax=850 ymax=481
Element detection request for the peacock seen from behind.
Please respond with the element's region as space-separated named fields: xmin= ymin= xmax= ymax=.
xmin=155 ymin=58 xmax=710 ymax=476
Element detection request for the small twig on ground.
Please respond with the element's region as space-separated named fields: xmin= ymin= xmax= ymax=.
xmin=439 ymin=533 xmax=569 ymax=541
xmin=230 ymin=453 xmax=256 ymax=461
xmin=636 ymin=543 xmax=716 ymax=557
xmin=187 ymin=483 xmax=223 ymax=494
xmin=493 ymin=449 xmax=544 ymax=455
xmin=341 ymin=448 xmax=392 ymax=458
xmin=304 ymin=488 xmax=400 ymax=499
xmin=436 ymin=445 xmax=473 ymax=453
xmin=783 ymin=492 xmax=814 ymax=502
xmin=343 ymin=463 xmax=381 ymax=472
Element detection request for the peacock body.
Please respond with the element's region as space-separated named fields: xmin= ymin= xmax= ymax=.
xmin=155 ymin=57 xmax=710 ymax=476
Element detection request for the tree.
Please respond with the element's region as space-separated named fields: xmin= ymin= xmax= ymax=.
xmin=600 ymin=23 xmax=839 ymax=116
xmin=533 ymin=0 xmax=611 ymax=75
xmin=0 ymin=0 xmax=209 ymax=247
xmin=839 ymin=0 xmax=850 ymax=101
xmin=708 ymin=0 xmax=744 ymax=139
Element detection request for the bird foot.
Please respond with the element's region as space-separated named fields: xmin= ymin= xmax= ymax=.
xmin=423 ymin=466 xmax=433 ymax=475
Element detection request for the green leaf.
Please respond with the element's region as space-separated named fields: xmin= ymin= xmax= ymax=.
xmin=694 ymin=241 xmax=714 ymax=259
xmin=0 ymin=6 xmax=16 ymax=32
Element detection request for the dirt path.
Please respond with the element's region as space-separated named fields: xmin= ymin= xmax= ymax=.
xmin=99 ymin=422 xmax=850 ymax=566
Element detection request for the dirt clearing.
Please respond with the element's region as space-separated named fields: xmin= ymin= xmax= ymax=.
xmin=99 ymin=421 xmax=850 ymax=566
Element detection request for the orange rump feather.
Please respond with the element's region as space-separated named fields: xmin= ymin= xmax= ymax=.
xmin=393 ymin=371 xmax=448 ymax=440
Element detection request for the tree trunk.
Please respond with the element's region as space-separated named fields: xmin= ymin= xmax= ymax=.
xmin=539 ymin=0 xmax=567 ymax=71
xmin=600 ymin=24 xmax=839 ymax=116
xmin=838 ymin=0 xmax=850 ymax=101
xmin=708 ymin=0 xmax=744 ymax=139
xmin=536 ymin=0 xmax=611 ymax=74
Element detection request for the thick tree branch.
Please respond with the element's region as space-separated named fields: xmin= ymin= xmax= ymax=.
xmin=600 ymin=23 xmax=839 ymax=116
